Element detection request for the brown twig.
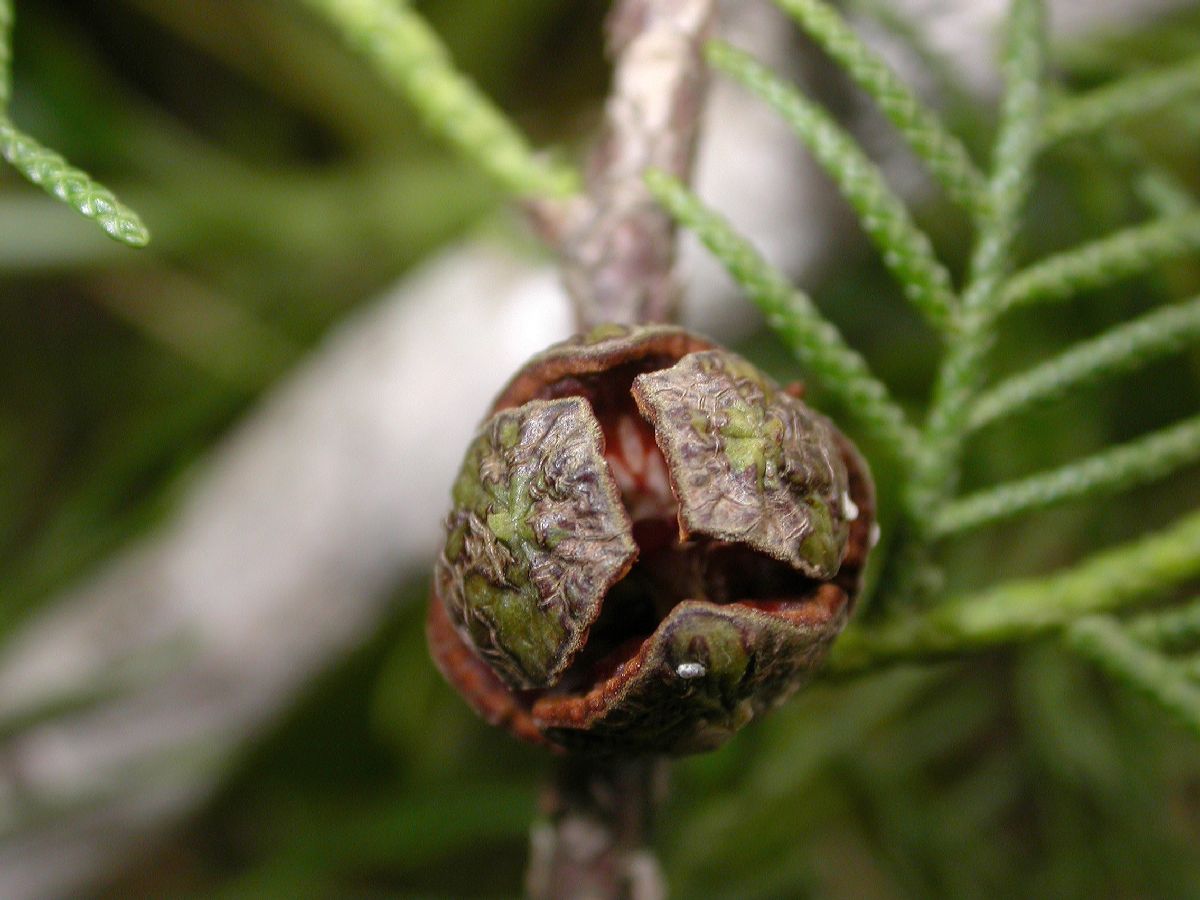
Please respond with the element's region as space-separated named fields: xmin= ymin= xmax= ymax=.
xmin=527 ymin=756 xmax=669 ymax=900
xmin=528 ymin=0 xmax=716 ymax=330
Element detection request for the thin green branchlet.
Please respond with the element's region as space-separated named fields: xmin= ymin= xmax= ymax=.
xmin=969 ymin=296 xmax=1200 ymax=431
xmin=774 ymin=0 xmax=988 ymax=217
xmin=905 ymin=0 xmax=1045 ymax=527
xmin=843 ymin=0 xmax=980 ymax=122
xmin=861 ymin=0 xmax=1045 ymax=604
xmin=707 ymin=40 xmax=958 ymax=335
xmin=0 ymin=123 xmax=150 ymax=246
xmin=828 ymin=508 xmax=1200 ymax=673
xmin=0 ymin=0 xmax=149 ymax=246
xmin=997 ymin=213 xmax=1200 ymax=313
xmin=298 ymin=0 xmax=578 ymax=199
xmin=934 ymin=413 xmax=1200 ymax=535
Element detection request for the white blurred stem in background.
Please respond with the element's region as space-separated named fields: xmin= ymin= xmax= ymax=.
xmin=0 ymin=1 xmax=1187 ymax=896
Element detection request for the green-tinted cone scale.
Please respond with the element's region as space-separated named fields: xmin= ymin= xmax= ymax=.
xmin=438 ymin=396 xmax=637 ymax=689
xmin=428 ymin=325 xmax=875 ymax=754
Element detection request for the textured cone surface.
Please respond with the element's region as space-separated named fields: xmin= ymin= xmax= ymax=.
xmin=436 ymin=397 xmax=637 ymax=689
xmin=492 ymin=323 xmax=716 ymax=411
xmin=535 ymin=591 xmax=848 ymax=754
xmin=428 ymin=325 xmax=877 ymax=754
xmin=632 ymin=350 xmax=852 ymax=578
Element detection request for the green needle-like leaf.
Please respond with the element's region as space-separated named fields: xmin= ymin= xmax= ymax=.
xmin=0 ymin=119 xmax=150 ymax=247
xmin=830 ymin=507 xmax=1200 ymax=673
xmin=934 ymin=414 xmax=1200 ymax=536
xmin=1067 ymin=616 xmax=1200 ymax=739
xmin=1042 ymin=54 xmax=1200 ymax=146
xmin=970 ymin=295 xmax=1200 ymax=430
xmin=963 ymin=0 xmax=1044 ymax=313
xmin=906 ymin=0 xmax=1044 ymax=519
xmin=999 ymin=212 xmax=1200 ymax=313
xmin=774 ymin=0 xmax=988 ymax=216
xmin=646 ymin=169 xmax=920 ymax=467
xmin=707 ymin=40 xmax=958 ymax=335
xmin=298 ymin=0 xmax=577 ymax=198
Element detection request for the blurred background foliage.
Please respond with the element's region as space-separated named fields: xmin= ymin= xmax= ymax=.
xmin=2 ymin=0 xmax=1200 ymax=897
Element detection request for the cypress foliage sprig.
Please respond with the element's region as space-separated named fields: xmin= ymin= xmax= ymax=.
xmin=829 ymin=507 xmax=1200 ymax=673
xmin=774 ymin=0 xmax=988 ymax=216
xmin=969 ymin=296 xmax=1200 ymax=430
xmin=298 ymin=0 xmax=577 ymax=198
xmin=707 ymin=40 xmax=958 ymax=335
xmin=0 ymin=0 xmax=149 ymax=246
xmin=0 ymin=120 xmax=149 ymax=247
xmin=906 ymin=0 xmax=1044 ymax=522
xmin=934 ymin=414 xmax=1200 ymax=535
xmin=998 ymin=212 xmax=1200 ymax=313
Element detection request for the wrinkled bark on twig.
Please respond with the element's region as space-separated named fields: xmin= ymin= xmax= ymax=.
xmin=527 ymin=756 xmax=668 ymax=900
xmin=530 ymin=0 xmax=716 ymax=329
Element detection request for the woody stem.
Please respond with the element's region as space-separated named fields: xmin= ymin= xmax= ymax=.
xmin=527 ymin=0 xmax=716 ymax=330
xmin=527 ymin=755 xmax=668 ymax=900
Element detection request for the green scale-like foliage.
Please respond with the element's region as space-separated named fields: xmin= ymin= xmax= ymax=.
xmin=0 ymin=0 xmax=148 ymax=246
xmin=298 ymin=0 xmax=578 ymax=198
xmin=0 ymin=122 xmax=148 ymax=246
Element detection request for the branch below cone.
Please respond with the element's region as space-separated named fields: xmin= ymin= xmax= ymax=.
xmin=527 ymin=756 xmax=669 ymax=900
